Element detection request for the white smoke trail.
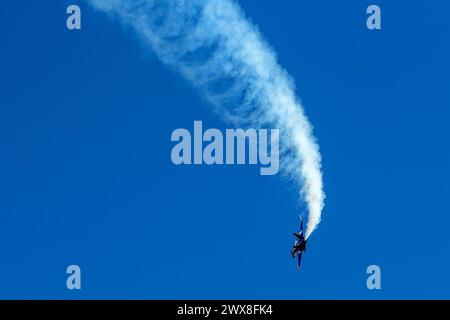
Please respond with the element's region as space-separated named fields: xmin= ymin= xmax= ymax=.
xmin=86 ymin=0 xmax=325 ymax=238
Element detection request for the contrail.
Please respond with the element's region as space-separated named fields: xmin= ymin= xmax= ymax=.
xmin=86 ymin=0 xmax=325 ymax=238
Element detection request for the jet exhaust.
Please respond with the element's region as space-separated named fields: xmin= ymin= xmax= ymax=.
xmin=85 ymin=0 xmax=325 ymax=238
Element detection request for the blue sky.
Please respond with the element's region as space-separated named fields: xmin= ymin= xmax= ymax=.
xmin=0 ymin=1 xmax=449 ymax=299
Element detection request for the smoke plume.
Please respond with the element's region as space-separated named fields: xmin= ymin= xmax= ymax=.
xmin=86 ymin=0 xmax=325 ymax=238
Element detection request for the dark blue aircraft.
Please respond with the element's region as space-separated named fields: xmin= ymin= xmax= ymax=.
xmin=291 ymin=217 xmax=307 ymax=270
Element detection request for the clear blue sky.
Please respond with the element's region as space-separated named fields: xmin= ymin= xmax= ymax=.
xmin=0 ymin=1 xmax=449 ymax=299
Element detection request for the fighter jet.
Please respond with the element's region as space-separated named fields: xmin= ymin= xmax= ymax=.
xmin=291 ymin=216 xmax=307 ymax=270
